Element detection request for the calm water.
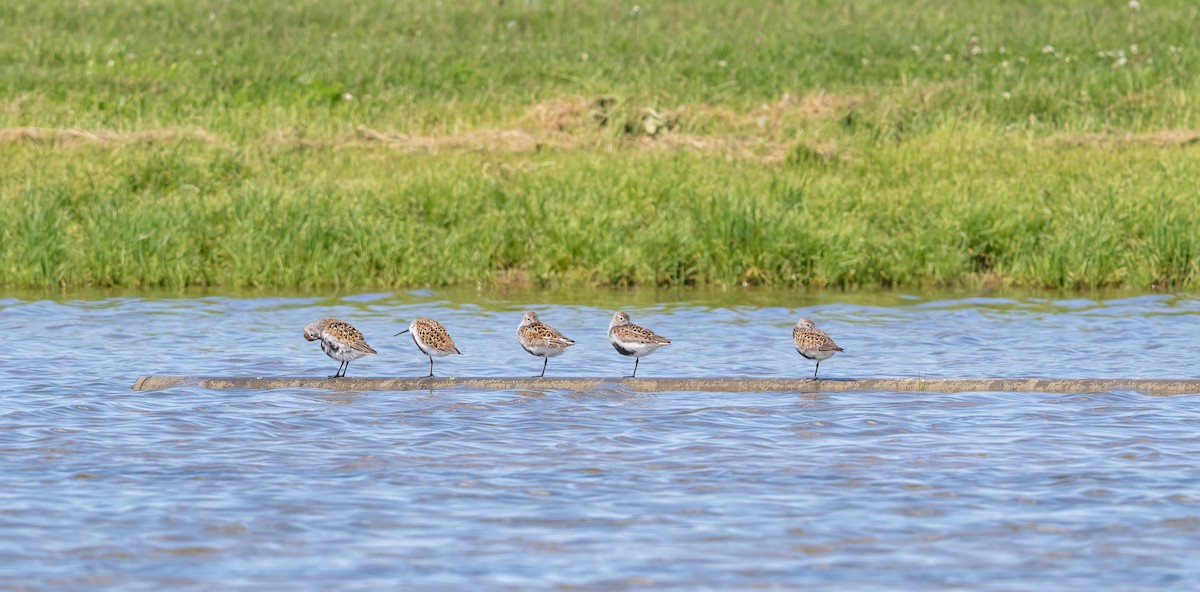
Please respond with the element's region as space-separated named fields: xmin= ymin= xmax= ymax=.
xmin=1 ymin=290 xmax=1199 ymax=590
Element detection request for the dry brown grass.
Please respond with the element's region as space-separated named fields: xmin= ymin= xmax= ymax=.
xmin=29 ymin=93 xmax=1200 ymax=164
xmin=1054 ymin=130 xmax=1200 ymax=148
xmin=0 ymin=127 xmax=218 ymax=146
xmin=351 ymin=127 xmax=549 ymax=153
xmin=0 ymin=94 xmax=859 ymax=161
xmin=325 ymin=93 xmax=858 ymax=161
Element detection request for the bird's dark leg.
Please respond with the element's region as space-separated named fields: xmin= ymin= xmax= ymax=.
xmin=812 ymin=361 xmax=820 ymax=381
xmin=538 ymin=357 xmax=548 ymax=378
xmin=630 ymin=358 xmax=640 ymax=378
xmin=427 ymin=356 xmax=434 ymax=378
xmin=330 ymin=360 xmax=347 ymax=378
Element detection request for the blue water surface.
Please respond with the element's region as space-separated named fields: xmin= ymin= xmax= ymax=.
xmin=1 ymin=290 xmax=1198 ymax=590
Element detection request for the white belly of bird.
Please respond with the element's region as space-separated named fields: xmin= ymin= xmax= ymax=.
xmin=523 ymin=343 xmax=565 ymax=358
xmin=322 ymin=338 xmax=370 ymax=362
xmin=612 ymin=340 xmax=663 ymax=358
xmin=797 ymin=348 xmax=838 ymax=362
xmin=414 ymin=339 xmax=455 ymax=357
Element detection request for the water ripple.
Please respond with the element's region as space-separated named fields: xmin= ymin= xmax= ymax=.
xmin=1 ymin=293 xmax=1198 ymax=589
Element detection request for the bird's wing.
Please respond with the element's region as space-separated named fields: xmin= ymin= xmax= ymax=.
xmin=616 ymin=324 xmax=670 ymax=345
xmin=327 ymin=321 xmax=377 ymax=355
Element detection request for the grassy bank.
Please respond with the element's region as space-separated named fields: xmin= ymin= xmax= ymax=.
xmin=2 ymin=0 xmax=1199 ymax=290
xmin=5 ymin=133 xmax=1198 ymax=290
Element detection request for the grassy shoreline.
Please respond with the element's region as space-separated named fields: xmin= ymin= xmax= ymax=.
xmin=5 ymin=135 xmax=1198 ymax=291
xmin=2 ymin=1 xmax=1199 ymax=291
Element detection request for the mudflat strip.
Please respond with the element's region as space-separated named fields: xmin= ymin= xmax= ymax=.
xmin=132 ymin=376 xmax=1200 ymax=396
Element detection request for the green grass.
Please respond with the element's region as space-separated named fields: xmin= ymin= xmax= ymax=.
xmin=2 ymin=0 xmax=1199 ymax=291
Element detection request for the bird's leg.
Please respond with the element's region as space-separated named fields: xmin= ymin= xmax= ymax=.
xmin=427 ymin=356 xmax=434 ymax=378
xmin=630 ymin=358 xmax=640 ymax=378
xmin=330 ymin=360 xmax=346 ymax=379
xmin=811 ymin=361 xmax=820 ymax=381
xmin=539 ymin=358 xmax=548 ymax=378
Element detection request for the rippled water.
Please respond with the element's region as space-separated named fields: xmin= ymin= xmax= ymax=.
xmin=2 ymin=290 xmax=1199 ymax=590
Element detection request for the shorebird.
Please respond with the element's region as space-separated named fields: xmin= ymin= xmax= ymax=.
xmin=396 ymin=317 xmax=462 ymax=377
xmin=607 ymin=311 xmax=670 ymax=378
xmin=303 ymin=318 xmax=377 ymax=378
xmin=792 ymin=317 xmax=844 ymax=380
xmin=517 ymin=311 xmax=576 ymax=377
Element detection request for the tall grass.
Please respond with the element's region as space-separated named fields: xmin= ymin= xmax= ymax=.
xmin=3 ymin=133 xmax=1197 ymax=290
xmin=1 ymin=0 xmax=1199 ymax=290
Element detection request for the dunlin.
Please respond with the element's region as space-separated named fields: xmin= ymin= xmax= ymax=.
xmin=607 ymin=311 xmax=670 ymax=378
xmin=303 ymin=318 xmax=377 ymax=378
xmin=517 ymin=311 xmax=576 ymax=377
xmin=397 ymin=317 xmax=461 ymax=377
xmin=792 ymin=317 xmax=843 ymax=380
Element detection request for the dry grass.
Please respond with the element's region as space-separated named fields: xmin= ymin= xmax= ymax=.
xmin=146 ymin=93 xmax=855 ymax=162
xmin=0 ymin=127 xmax=218 ymax=146
xmin=1054 ymin=130 xmax=1200 ymax=148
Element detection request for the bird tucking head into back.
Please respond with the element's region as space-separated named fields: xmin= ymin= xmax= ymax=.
xmin=303 ymin=319 xmax=328 ymax=341
xmin=609 ymin=311 xmax=632 ymax=331
xmin=519 ymin=311 xmax=541 ymax=328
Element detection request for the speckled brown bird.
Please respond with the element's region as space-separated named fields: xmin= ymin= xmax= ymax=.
xmin=516 ymin=311 xmax=576 ymax=377
xmin=792 ymin=317 xmax=843 ymax=380
xmin=303 ymin=318 xmax=377 ymax=378
xmin=396 ymin=317 xmax=462 ymax=377
xmin=607 ymin=311 xmax=670 ymax=378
